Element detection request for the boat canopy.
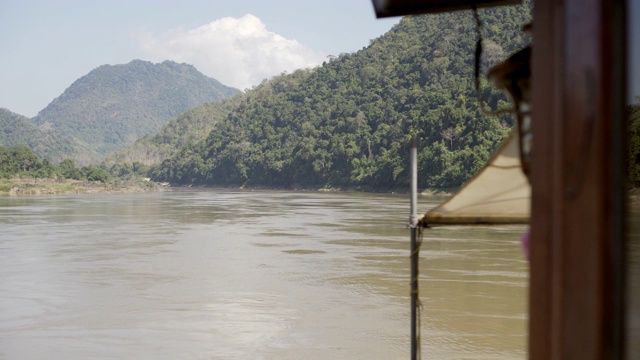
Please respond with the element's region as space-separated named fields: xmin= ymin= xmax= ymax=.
xmin=422 ymin=128 xmax=530 ymax=225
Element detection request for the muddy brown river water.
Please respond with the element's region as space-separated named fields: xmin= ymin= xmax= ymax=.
xmin=0 ymin=189 xmax=528 ymax=359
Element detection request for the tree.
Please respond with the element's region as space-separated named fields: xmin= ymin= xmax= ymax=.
xmin=59 ymin=159 xmax=82 ymax=180
xmin=35 ymin=159 xmax=57 ymax=179
xmin=11 ymin=145 xmax=41 ymax=173
xmin=441 ymin=127 xmax=462 ymax=150
xmin=81 ymin=165 xmax=110 ymax=182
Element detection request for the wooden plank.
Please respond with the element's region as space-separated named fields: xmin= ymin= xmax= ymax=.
xmin=371 ymin=0 xmax=520 ymax=18
xmin=528 ymin=1 xmax=557 ymax=357
xmin=529 ymin=0 xmax=626 ymax=358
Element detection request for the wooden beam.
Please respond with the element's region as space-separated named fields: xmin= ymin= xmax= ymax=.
xmin=529 ymin=0 xmax=626 ymax=358
xmin=371 ymin=0 xmax=520 ymax=18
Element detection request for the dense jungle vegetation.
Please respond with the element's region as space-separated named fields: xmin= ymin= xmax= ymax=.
xmin=0 ymin=144 xmax=159 ymax=195
xmin=105 ymin=95 xmax=245 ymax=166
xmin=148 ymin=3 xmax=533 ymax=190
xmin=0 ymin=145 xmax=120 ymax=182
xmin=0 ymin=108 xmax=81 ymax=163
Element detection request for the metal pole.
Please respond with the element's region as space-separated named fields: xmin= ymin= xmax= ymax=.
xmin=409 ymin=138 xmax=419 ymax=360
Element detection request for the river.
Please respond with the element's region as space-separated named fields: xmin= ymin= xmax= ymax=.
xmin=0 ymin=189 xmax=528 ymax=359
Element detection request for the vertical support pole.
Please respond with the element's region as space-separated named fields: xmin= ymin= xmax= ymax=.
xmin=530 ymin=0 xmax=626 ymax=358
xmin=409 ymin=138 xmax=419 ymax=360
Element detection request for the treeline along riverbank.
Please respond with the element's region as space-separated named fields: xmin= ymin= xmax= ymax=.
xmin=0 ymin=177 xmax=165 ymax=196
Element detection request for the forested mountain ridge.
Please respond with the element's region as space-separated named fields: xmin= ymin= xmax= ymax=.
xmin=106 ymin=94 xmax=245 ymax=166
xmin=0 ymin=108 xmax=82 ymax=161
xmin=150 ymin=2 xmax=533 ymax=190
xmin=31 ymin=60 xmax=239 ymax=164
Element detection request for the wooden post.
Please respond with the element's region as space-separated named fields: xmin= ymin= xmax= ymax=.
xmin=529 ymin=0 xmax=627 ymax=358
xmin=409 ymin=138 xmax=419 ymax=360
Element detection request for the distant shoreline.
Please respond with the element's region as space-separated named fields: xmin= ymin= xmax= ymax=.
xmin=0 ymin=178 xmax=167 ymax=196
xmin=2 ymin=180 xmax=638 ymax=202
xmin=0 ymin=178 xmax=454 ymax=197
xmin=167 ymin=183 xmax=455 ymax=196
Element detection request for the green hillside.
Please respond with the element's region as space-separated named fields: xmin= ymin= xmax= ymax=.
xmin=32 ymin=60 xmax=239 ymax=163
xmin=106 ymin=94 xmax=244 ymax=166
xmin=150 ymin=3 xmax=532 ymax=190
xmin=0 ymin=108 xmax=84 ymax=161
xmin=0 ymin=109 xmax=39 ymax=145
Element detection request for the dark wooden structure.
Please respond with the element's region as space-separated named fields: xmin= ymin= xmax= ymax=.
xmin=371 ymin=0 xmax=520 ymax=17
xmin=372 ymin=0 xmax=629 ymax=358
xmin=529 ymin=1 xmax=627 ymax=358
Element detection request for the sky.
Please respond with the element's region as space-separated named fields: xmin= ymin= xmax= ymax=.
xmin=0 ymin=1 xmax=638 ymax=118
xmin=0 ymin=0 xmax=399 ymax=117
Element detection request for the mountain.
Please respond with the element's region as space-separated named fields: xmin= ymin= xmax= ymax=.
xmin=1 ymin=108 xmax=43 ymax=147
xmin=105 ymin=94 xmax=244 ymax=166
xmin=0 ymin=108 xmax=80 ymax=161
xmin=149 ymin=3 xmax=533 ymax=190
xmin=31 ymin=60 xmax=240 ymax=164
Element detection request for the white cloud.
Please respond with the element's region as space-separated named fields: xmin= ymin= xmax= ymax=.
xmin=136 ymin=14 xmax=326 ymax=90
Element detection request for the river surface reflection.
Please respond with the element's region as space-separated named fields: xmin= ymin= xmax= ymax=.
xmin=0 ymin=189 xmax=528 ymax=359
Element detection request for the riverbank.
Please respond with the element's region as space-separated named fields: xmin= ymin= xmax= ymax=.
xmin=0 ymin=178 xmax=168 ymax=196
xmin=173 ymin=183 xmax=454 ymax=196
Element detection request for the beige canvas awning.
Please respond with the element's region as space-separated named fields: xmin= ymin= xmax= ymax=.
xmin=423 ymin=128 xmax=530 ymax=225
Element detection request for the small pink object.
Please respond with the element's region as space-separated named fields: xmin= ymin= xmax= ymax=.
xmin=521 ymin=228 xmax=530 ymax=260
